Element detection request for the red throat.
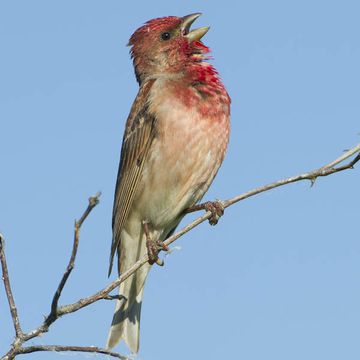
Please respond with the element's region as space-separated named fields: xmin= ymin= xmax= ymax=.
xmin=181 ymin=61 xmax=231 ymax=117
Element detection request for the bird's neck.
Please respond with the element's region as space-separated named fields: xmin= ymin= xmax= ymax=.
xmin=143 ymin=61 xmax=230 ymax=118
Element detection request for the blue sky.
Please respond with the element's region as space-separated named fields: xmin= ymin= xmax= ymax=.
xmin=0 ymin=1 xmax=359 ymax=359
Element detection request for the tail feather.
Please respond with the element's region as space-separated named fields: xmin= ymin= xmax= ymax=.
xmin=106 ymin=228 xmax=151 ymax=353
xmin=107 ymin=287 xmax=144 ymax=352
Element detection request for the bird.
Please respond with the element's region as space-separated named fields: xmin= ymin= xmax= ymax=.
xmin=107 ymin=13 xmax=231 ymax=353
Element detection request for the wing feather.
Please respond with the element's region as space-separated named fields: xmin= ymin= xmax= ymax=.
xmin=109 ymin=80 xmax=156 ymax=275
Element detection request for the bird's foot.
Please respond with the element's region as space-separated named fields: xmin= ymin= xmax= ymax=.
xmin=186 ymin=200 xmax=224 ymax=225
xmin=142 ymin=220 xmax=168 ymax=266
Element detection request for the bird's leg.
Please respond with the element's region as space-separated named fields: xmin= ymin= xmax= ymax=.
xmin=186 ymin=200 xmax=225 ymax=225
xmin=142 ymin=220 xmax=168 ymax=266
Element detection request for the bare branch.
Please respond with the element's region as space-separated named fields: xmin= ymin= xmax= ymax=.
xmin=1 ymin=143 xmax=359 ymax=360
xmin=0 ymin=233 xmax=23 ymax=340
xmin=48 ymin=192 xmax=101 ymax=324
xmin=223 ymin=142 xmax=360 ymax=208
xmin=322 ymin=143 xmax=360 ymax=170
xmin=18 ymin=345 xmax=129 ymax=360
xmin=53 ymin=142 xmax=360 ymax=317
xmin=1 ymin=193 xmax=114 ymax=360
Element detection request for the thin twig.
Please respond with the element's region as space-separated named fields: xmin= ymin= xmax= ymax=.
xmin=322 ymin=143 xmax=360 ymax=170
xmin=48 ymin=192 xmax=101 ymax=323
xmin=0 ymin=233 xmax=23 ymax=340
xmin=18 ymin=345 xmax=129 ymax=360
xmin=223 ymin=142 xmax=360 ymax=208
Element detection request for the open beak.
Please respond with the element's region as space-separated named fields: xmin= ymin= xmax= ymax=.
xmin=181 ymin=13 xmax=209 ymax=42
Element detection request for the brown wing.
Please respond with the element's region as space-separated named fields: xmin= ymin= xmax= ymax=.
xmin=109 ymin=80 xmax=156 ymax=276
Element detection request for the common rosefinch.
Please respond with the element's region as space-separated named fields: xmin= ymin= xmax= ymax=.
xmin=107 ymin=13 xmax=230 ymax=353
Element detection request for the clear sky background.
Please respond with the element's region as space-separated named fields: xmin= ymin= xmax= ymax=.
xmin=1 ymin=1 xmax=359 ymax=359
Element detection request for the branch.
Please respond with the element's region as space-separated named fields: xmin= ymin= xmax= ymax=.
xmin=0 ymin=193 xmax=130 ymax=360
xmin=223 ymin=142 xmax=360 ymax=208
xmin=18 ymin=345 xmax=130 ymax=360
xmin=20 ymin=192 xmax=102 ymax=343
xmin=0 ymin=233 xmax=23 ymax=340
xmin=1 ymin=142 xmax=359 ymax=360
xmin=48 ymin=192 xmax=101 ymax=323
xmin=54 ymin=142 xmax=360 ymax=317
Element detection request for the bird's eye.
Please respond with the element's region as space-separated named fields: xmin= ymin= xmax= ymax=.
xmin=161 ymin=32 xmax=171 ymax=41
